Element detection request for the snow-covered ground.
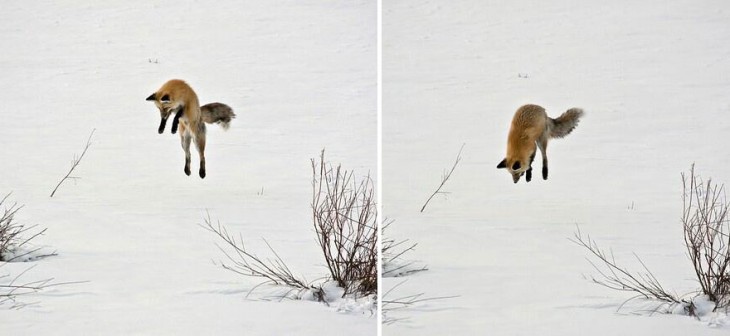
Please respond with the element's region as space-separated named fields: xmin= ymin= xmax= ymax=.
xmin=383 ymin=0 xmax=730 ymax=335
xmin=0 ymin=1 xmax=376 ymax=335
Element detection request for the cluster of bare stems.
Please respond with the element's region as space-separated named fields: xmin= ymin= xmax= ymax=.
xmin=381 ymin=279 xmax=457 ymax=325
xmin=575 ymin=164 xmax=730 ymax=316
xmin=381 ymin=220 xmax=454 ymax=324
xmin=0 ymin=265 xmax=56 ymax=309
xmin=381 ymin=280 xmax=429 ymax=325
xmin=202 ymin=150 xmax=378 ymax=302
xmin=200 ymin=213 xmax=316 ymax=299
xmin=1 ymin=194 xmax=63 ymax=308
xmin=682 ymin=164 xmax=730 ymax=311
xmin=3 ymin=130 xmax=95 ymax=308
xmin=571 ymin=227 xmax=683 ymax=313
xmin=382 ymin=219 xmax=427 ymax=277
xmin=0 ymin=194 xmax=53 ymax=262
xmin=311 ymin=150 xmax=377 ymax=297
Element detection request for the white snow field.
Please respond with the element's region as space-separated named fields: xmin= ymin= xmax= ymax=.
xmin=384 ymin=0 xmax=730 ymax=335
xmin=0 ymin=1 xmax=375 ymax=335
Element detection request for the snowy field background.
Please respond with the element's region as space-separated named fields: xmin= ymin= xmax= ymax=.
xmin=384 ymin=0 xmax=730 ymax=335
xmin=0 ymin=1 xmax=376 ymax=335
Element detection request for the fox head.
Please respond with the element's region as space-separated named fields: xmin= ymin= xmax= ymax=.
xmin=146 ymin=91 xmax=183 ymax=134
xmin=497 ymin=157 xmax=529 ymax=183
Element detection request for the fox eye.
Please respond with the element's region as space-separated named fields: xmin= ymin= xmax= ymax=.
xmin=512 ymin=161 xmax=521 ymax=170
xmin=160 ymin=94 xmax=170 ymax=102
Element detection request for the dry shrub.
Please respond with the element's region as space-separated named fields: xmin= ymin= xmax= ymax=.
xmin=311 ymin=150 xmax=377 ymax=297
xmin=382 ymin=219 xmax=427 ymax=278
xmin=0 ymin=194 xmax=50 ymax=262
xmin=682 ymin=164 xmax=730 ymax=311
xmin=571 ymin=227 xmax=681 ymax=311
xmin=200 ymin=213 xmax=309 ymax=291
xmin=204 ymin=150 xmax=378 ymax=302
xmin=575 ymin=164 xmax=730 ymax=316
xmin=1 ymin=193 xmax=64 ymax=308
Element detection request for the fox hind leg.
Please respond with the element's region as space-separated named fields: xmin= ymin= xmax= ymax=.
xmin=537 ymin=136 xmax=548 ymax=180
xmin=180 ymin=124 xmax=192 ymax=176
xmin=193 ymin=124 xmax=207 ymax=179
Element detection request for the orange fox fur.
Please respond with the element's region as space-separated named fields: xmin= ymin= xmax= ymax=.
xmin=146 ymin=79 xmax=235 ymax=179
xmin=497 ymin=104 xmax=583 ymax=183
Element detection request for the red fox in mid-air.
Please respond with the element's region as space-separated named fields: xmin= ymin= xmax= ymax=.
xmin=146 ymin=79 xmax=236 ymax=178
xmin=497 ymin=104 xmax=583 ymax=183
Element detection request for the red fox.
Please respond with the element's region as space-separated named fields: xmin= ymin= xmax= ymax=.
xmin=497 ymin=104 xmax=583 ymax=183
xmin=146 ymin=79 xmax=236 ymax=178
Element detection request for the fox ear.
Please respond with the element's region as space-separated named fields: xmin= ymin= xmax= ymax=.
xmin=160 ymin=94 xmax=170 ymax=102
xmin=512 ymin=161 xmax=521 ymax=170
xmin=146 ymin=93 xmax=156 ymax=101
xmin=497 ymin=159 xmax=507 ymax=169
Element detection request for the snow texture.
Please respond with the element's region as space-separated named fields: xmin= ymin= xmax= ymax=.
xmin=383 ymin=0 xmax=730 ymax=335
xmin=0 ymin=1 xmax=375 ymax=335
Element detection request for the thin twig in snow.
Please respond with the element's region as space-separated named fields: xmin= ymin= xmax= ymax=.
xmin=50 ymin=129 xmax=95 ymax=197
xmin=382 ymin=279 xmax=459 ymax=325
xmin=420 ymin=143 xmax=465 ymax=212
xmin=570 ymin=225 xmax=681 ymax=307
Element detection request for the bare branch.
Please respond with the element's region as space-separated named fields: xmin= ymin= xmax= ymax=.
xmin=570 ymin=226 xmax=681 ymax=308
xmin=420 ymin=143 xmax=464 ymax=212
xmin=199 ymin=212 xmax=310 ymax=291
xmin=50 ymin=129 xmax=95 ymax=197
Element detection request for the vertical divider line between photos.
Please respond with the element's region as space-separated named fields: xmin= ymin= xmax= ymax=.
xmin=376 ymin=0 xmax=383 ymax=333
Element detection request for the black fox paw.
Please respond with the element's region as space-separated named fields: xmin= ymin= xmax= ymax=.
xmin=184 ymin=166 xmax=191 ymax=176
xmin=158 ymin=118 xmax=167 ymax=134
xmin=199 ymin=168 xmax=206 ymax=179
xmin=542 ymin=166 xmax=548 ymax=180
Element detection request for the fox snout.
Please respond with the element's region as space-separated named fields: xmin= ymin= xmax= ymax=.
xmin=147 ymin=92 xmax=169 ymax=134
xmin=512 ymin=171 xmax=523 ymax=183
xmin=498 ymin=158 xmax=526 ymax=183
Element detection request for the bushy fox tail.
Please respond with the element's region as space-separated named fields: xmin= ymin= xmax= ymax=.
xmin=549 ymin=108 xmax=584 ymax=138
xmin=201 ymin=102 xmax=236 ymax=130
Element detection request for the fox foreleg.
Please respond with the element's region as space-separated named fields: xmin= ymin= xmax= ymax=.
xmin=171 ymin=107 xmax=184 ymax=134
xmin=158 ymin=117 xmax=168 ymax=134
xmin=525 ymin=150 xmax=536 ymax=182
